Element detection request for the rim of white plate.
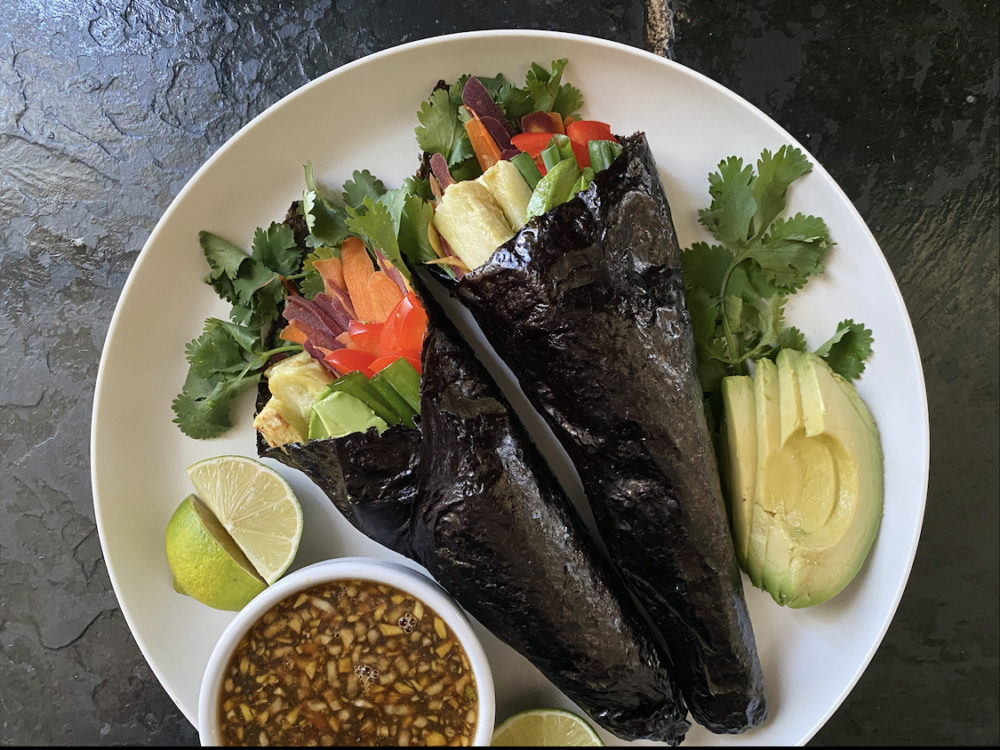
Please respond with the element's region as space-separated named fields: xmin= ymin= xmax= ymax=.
xmin=90 ymin=29 xmax=929 ymax=742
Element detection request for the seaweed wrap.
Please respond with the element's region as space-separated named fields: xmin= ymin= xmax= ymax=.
xmin=442 ymin=133 xmax=767 ymax=733
xmin=259 ymin=288 xmax=691 ymax=744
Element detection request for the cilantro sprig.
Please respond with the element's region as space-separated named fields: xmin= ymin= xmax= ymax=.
xmin=175 ymin=164 xmax=432 ymax=439
xmin=172 ymin=318 xmax=299 ymax=439
xmin=172 ymin=225 xmax=307 ymax=438
xmin=682 ymin=145 xmax=874 ymax=399
xmin=415 ymin=59 xmax=584 ymax=180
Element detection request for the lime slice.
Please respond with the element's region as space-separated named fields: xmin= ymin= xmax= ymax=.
xmin=186 ymin=455 xmax=303 ymax=584
xmin=492 ymin=708 xmax=604 ymax=746
xmin=165 ymin=494 xmax=267 ymax=610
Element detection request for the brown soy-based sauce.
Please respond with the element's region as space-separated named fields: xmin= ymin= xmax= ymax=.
xmin=218 ymin=579 xmax=478 ymax=746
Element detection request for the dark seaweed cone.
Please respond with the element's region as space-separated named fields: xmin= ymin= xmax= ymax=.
xmin=450 ymin=132 xmax=768 ymax=734
xmin=259 ymin=284 xmax=690 ymax=744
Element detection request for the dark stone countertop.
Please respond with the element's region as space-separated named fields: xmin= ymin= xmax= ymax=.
xmin=1 ymin=0 xmax=996 ymax=745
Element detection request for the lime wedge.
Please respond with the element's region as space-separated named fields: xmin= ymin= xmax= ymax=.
xmin=186 ymin=455 xmax=303 ymax=584
xmin=165 ymin=494 xmax=267 ymax=610
xmin=492 ymin=708 xmax=604 ymax=746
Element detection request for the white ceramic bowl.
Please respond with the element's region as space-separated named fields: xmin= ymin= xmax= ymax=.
xmin=197 ymin=557 xmax=496 ymax=746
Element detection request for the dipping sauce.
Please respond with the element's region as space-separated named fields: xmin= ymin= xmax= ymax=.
xmin=217 ymin=579 xmax=479 ymax=746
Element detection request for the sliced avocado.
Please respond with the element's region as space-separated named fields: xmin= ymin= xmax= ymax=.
xmin=309 ymin=390 xmax=388 ymax=440
xmin=782 ymin=352 xmax=883 ymax=607
xmin=320 ymin=370 xmax=406 ymax=425
xmin=376 ymin=358 xmax=422 ymax=415
xmin=745 ymin=357 xmax=780 ymax=589
xmin=759 ymin=351 xmax=802 ymax=602
xmin=369 ymin=371 xmax=417 ymax=427
xmin=732 ymin=349 xmax=884 ymax=608
xmin=720 ymin=375 xmax=756 ymax=566
xmin=777 ymin=348 xmax=804 ymax=446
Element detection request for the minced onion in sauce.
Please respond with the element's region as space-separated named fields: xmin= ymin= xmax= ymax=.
xmin=217 ymin=579 xmax=478 ymax=746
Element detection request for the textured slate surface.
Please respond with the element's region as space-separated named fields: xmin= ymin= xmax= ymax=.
xmin=1 ymin=0 xmax=996 ymax=745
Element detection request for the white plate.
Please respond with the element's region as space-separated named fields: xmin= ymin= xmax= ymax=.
xmin=91 ymin=30 xmax=929 ymax=746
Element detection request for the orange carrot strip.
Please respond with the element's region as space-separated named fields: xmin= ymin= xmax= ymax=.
xmin=336 ymin=331 xmax=352 ymax=346
xmin=367 ymin=271 xmax=406 ymax=323
xmin=279 ymin=320 xmax=308 ymax=345
xmin=312 ymin=256 xmax=345 ymax=294
xmin=341 ymin=238 xmax=378 ymax=322
xmin=464 ymin=115 xmax=502 ymax=171
xmin=547 ymin=111 xmax=566 ymax=134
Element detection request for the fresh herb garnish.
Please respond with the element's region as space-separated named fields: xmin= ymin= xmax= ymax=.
xmin=414 ymin=59 xmax=584 ymax=181
xmin=171 ymin=318 xmax=299 ymax=438
xmin=415 ymin=88 xmax=475 ymax=175
xmin=682 ymin=145 xmax=874 ymax=399
xmin=200 ymin=223 xmax=304 ymax=337
xmin=174 ymin=225 xmax=307 ymax=438
xmin=175 ymin=165 xmax=431 ymax=439
xmin=523 ymin=59 xmax=583 ymax=120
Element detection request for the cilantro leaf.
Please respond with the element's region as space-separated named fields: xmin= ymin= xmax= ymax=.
xmin=680 ymin=241 xmax=732 ymax=296
xmin=199 ymin=228 xmax=297 ymax=340
xmin=752 ymin=145 xmax=813 ymax=237
xmin=698 ymin=156 xmax=756 ymax=248
xmin=200 ymin=230 xmax=250 ymax=305
xmin=172 ymin=372 xmax=259 ymax=439
xmin=252 ymin=222 xmax=302 ymax=276
xmin=682 ymin=145 xmax=872 ymax=413
xmin=172 ymin=317 xmax=299 ymax=439
xmin=398 ymin=192 xmax=436 ymax=265
xmin=755 ymin=212 xmax=831 ymax=291
xmin=185 ymin=318 xmax=260 ymax=377
xmin=814 ymin=319 xmax=874 ymax=380
xmin=302 ymin=189 xmax=350 ymax=248
xmin=777 ymin=325 xmax=808 ymax=352
xmin=524 ymin=59 xmax=583 ymax=119
xmin=342 ymin=170 xmax=387 ymax=210
xmin=415 ymin=88 xmax=473 ymax=168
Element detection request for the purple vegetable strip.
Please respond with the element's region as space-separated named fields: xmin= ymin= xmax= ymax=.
xmin=297 ymin=320 xmax=342 ymax=353
xmin=311 ymin=292 xmax=352 ymax=332
xmin=319 ymin=281 xmax=357 ymax=321
xmin=304 ymin=339 xmax=342 ymax=376
xmin=521 ymin=110 xmax=558 ymax=134
xmin=429 ymin=153 xmax=455 ymax=189
xmin=282 ymin=298 xmax=342 ymax=350
xmin=462 ymin=76 xmax=514 ymax=135
xmin=480 ymin=116 xmax=512 ymax=151
xmin=374 ymin=248 xmax=409 ymax=294
xmin=499 ymin=147 xmax=520 ymax=161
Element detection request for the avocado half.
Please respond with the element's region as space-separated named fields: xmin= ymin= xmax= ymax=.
xmin=720 ymin=349 xmax=884 ymax=608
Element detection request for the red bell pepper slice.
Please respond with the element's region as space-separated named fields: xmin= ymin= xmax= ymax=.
xmin=324 ymin=348 xmax=376 ymax=378
xmin=379 ymin=292 xmax=426 ymax=355
xmin=346 ymin=320 xmax=384 ymax=355
xmin=510 ymin=132 xmax=555 ymax=158
xmin=566 ymin=120 xmax=616 ymax=169
xmin=566 ymin=120 xmax=615 ymax=144
xmin=396 ymin=302 xmax=428 ymax=353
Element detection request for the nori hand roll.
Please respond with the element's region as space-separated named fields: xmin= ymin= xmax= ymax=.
xmin=446 ymin=133 xmax=768 ymax=733
xmin=259 ymin=288 xmax=691 ymax=744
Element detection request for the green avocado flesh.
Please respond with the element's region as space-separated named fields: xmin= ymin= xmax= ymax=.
xmin=720 ymin=349 xmax=884 ymax=608
xmin=309 ymin=391 xmax=388 ymax=440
